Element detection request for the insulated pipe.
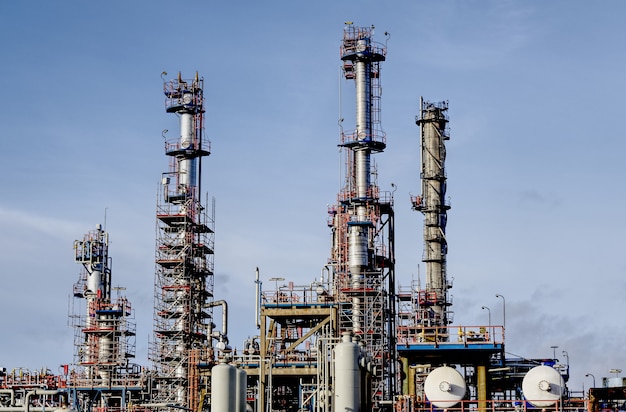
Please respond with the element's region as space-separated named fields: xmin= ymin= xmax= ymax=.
xmin=208 ymin=300 xmax=228 ymax=337
xmin=0 ymin=389 xmax=16 ymax=406
xmin=24 ymin=390 xmax=60 ymax=412
xmin=477 ymin=365 xmax=488 ymax=405
xmin=255 ymin=267 xmax=261 ymax=329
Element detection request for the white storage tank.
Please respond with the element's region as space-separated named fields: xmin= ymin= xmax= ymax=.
xmin=211 ymin=360 xmax=237 ymax=412
xmin=334 ymin=332 xmax=361 ymax=412
xmin=236 ymin=368 xmax=248 ymax=412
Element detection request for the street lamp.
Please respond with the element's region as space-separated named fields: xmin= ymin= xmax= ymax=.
xmin=268 ymin=277 xmax=285 ymax=290
xmin=481 ymin=306 xmax=491 ymax=326
xmin=495 ymin=293 xmax=506 ymax=333
xmin=551 ymin=345 xmax=559 ymax=361
xmin=586 ymin=373 xmax=596 ymax=388
xmin=268 ymin=277 xmax=285 ymax=302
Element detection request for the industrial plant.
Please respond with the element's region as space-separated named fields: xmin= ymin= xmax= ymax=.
xmin=1 ymin=23 xmax=624 ymax=412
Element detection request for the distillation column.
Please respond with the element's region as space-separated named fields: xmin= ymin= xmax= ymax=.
xmin=152 ymin=72 xmax=216 ymax=410
xmin=71 ymin=224 xmax=136 ymax=390
xmin=412 ymin=98 xmax=451 ymax=332
xmin=339 ymin=23 xmax=387 ymax=337
xmin=332 ymin=23 xmax=396 ymax=412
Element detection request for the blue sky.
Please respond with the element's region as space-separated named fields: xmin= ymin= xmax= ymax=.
xmin=1 ymin=0 xmax=625 ymax=393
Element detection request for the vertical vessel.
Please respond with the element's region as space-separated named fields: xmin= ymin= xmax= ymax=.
xmin=328 ymin=23 xmax=396 ymax=412
xmin=151 ymin=72 xmax=217 ymax=411
xmin=412 ymin=98 xmax=452 ymax=335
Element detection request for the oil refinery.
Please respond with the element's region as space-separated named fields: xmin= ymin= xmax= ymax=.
xmin=1 ymin=23 xmax=625 ymax=412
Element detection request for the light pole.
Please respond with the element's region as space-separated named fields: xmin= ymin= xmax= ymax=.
xmin=586 ymin=373 xmax=596 ymax=388
xmin=268 ymin=277 xmax=285 ymax=302
xmin=495 ymin=293 xmax=506 ymax=335
xmin=269 ymin=277 xmax=285 ymax=290
xmin=481 ymin=306 xmax=491 ymax=326
xmin=481 ymin=306 xmax=491 ymax=341
xmin=551 ymin=345 xmax=559 ymax=361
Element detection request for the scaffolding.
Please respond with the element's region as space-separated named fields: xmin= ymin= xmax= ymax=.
xmin=150 ymin=72 xmax=216 ymax=411
xmin=70 ymin=226 xmax=138 ymax=386
xmin=68 ymin=225 xmax=146 ymax=412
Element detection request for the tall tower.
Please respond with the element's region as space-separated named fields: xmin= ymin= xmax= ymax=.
xmin=329 ymin=23 xmax=396 ymax=412
xmin=70 ymin=224 xmax=139 ymax=407
xmin=412 ymin=98 xmax=452 ymax=334
xmin=151 ymin=72 xmax=216 ymax=410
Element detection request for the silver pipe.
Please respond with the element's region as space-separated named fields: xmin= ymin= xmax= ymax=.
xmin=255 ymin=267 xmax=261 ymax=329
xmin=179 ymin=112 xmax=196 ymax=192
xmin=24 ymin=390 xmax=60 ymax=412
xmin=208 ymin=299 xmax=228 ymax=337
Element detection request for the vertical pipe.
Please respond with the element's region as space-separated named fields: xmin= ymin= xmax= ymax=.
xmin=408 ymin=366 xmax=416 ymax=397
xmin=401 ymin=358 xmax=409 ymax=395
xmin=476 ymin=364 xmax=487 ymax=411
xmin=255 ymin=268 xmax=261 ymax=329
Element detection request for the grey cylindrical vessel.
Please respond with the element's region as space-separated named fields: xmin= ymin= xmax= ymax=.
xmin=334 ymin=333 xmax=360 ymax=412
xmin=236 ymin=368 xmax=248 ymax=412
xmin=211 ymin=361 xmax=236 ymax=412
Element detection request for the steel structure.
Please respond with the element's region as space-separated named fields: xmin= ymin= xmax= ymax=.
xmin=150 ymin=72 xmax=217 ymax=411
xmin=329 ymin=23 xmax=396 ymax=412
xmin=411 ymin=98 xmax=452 ymax=335
xmin=69 ymin=225 xmax=145 ymax=412
xmin=2 ymin=22 xmax=602 ymax=412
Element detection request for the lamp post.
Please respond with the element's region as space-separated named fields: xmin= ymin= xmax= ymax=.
xmin=495 ymin=294 xmax=506 ymax=335
xmin=481 ymin=306 xmax=491 ymax=341
xmin=551 ymin=345 xmax=559 ymax=361
xmin=269 ymin=277 xmax=285 ymax=291
xmin=586 ymin=373 xmax=596 ymax=388
xmin=268 ymin=277 xmax=285 ymax=302
xmin=481 ymin=306 xmax=491 ymax=326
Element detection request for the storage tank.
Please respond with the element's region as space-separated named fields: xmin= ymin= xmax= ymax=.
xmin=236 ymin=368 xmax=248 ymax=412
xmin=211 ymin=360 xmax=237 ymax=412
xmin=334 ymin=332 xmax=361 ymax=412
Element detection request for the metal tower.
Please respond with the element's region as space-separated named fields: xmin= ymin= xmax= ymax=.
xmin=329 ymin=23 xmax=396 ymax=412
xmin=70 ymin=224 xmax=143 ymax=410
xmin=151 ymin=72 xmax=217 ymax=410
xmin=411 ymin=98 xmax=452 ymax=335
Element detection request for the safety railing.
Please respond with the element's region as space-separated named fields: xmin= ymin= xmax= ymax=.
xmin=397 ymin=325 xmax=504 ymax=347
